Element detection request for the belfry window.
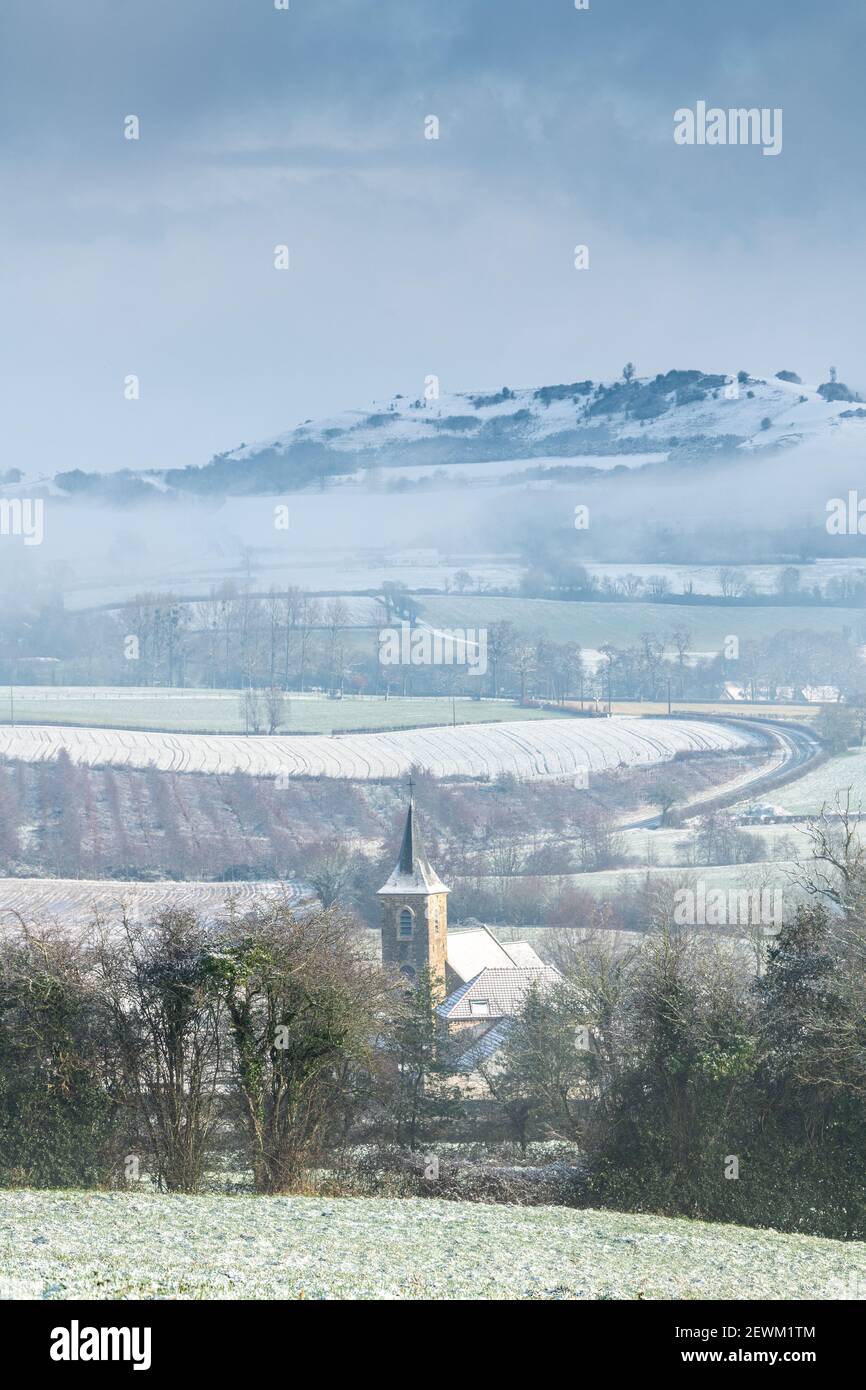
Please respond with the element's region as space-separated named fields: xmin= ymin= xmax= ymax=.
xmin=398 ymin=908 xmax=414 ymax=939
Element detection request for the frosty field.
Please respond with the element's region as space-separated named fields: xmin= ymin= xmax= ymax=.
xmin=1 ymin=688 xmax=554 ymax=736
xmin=770 ymin=751 xmax=866 ymax=816
xmin=2 ymin=1190 xmax=863 ymax=1300
xmin=0 ymin=717 xmax=756 ymax=781
xmin=0 ymin=878 xmax=309 ymax=932
xmin=423 ymin=596 xmax=860 ymax=650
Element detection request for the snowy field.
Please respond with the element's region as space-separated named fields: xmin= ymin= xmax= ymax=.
xmin=2 ymin=1190 xmax=862 ymax=1300
xmin=769 ymin=751 xmax=866 ymax=817
xmin=2 ymin=688 xmax=554 ymax=735
xmin=584 ymin=558 xmax=866 ymax=597
xmin=505 ymin=860 xmax=797 ymax=904
xmin=423 ymin=596 xmax=859 ymax=649
xmin=0 ymin=878 xmax=309 ymax=932
xmin=61 ymin=555 xmax=866 ymax=614
xmin=0 ymin=717 xmax=757 ymax=781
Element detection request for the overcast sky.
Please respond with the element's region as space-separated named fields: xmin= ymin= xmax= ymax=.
xmin=2 ymin=0 xmax=864 ymax=476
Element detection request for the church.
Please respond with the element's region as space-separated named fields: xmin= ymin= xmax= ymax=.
xmin=377 ymin=797 xmax=561 ymax=1071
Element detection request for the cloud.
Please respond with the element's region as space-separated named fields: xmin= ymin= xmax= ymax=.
xmin=1 ymin=0 xmax=865 ymax=475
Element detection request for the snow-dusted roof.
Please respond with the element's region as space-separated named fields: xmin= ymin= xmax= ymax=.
xmin=438 ymin=965 xmax=561 ymax=1022
xmin=377 ymin=800 xmax=449 ymax=896
xmin=446 ymin=926 xmax=515 ymax=980
xmin=503 ymin=940 xmax=546 ymax=969
xmin=446 ymin=926 xmax=547 ymax=984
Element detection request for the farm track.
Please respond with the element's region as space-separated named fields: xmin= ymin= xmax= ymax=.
xmin=0 ymin=718 xmax=759 ymax=783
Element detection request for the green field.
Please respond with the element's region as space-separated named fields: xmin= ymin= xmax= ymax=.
xmin=0 ymin=689 xmax=557 ymax=736
xmin=423 ymin=596 xmax=859 ymax=650
xmin=2 ymin=1189 xmax=862 ymax=1300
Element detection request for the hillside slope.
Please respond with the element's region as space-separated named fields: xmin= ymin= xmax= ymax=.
xmin=18 ymin=368 xmax=863 ymax=503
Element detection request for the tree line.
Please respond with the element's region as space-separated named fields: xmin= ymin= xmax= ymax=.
xmin=1 ymin=805 xmax=864 ymax=1238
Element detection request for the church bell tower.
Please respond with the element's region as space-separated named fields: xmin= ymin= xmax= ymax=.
xmin=377 ymin=795 xmax=449 ymax=999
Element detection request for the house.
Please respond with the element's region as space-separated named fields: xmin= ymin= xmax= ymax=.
xmin=801 ymin=685 xmax=840 ymax=704
xmin=377 ymin=798 xmax=561 ymax=1071
xmin=722 ymin=681 xmax=839 ymax=705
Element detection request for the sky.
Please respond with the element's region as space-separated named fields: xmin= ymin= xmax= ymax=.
xmin=2 ymin=0 xmax=865 ymax=477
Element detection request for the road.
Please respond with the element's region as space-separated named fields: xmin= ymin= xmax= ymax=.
xmin=620 ymin=716 xmax=825 ymax=830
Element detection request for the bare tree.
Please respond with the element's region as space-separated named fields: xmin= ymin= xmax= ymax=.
xmin=265 ymin=686 xmax=288 ymax=735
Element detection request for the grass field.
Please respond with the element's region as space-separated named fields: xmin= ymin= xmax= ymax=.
xmin=2 ymin=1189 xmax=863 ymax=1300
xmin=0 ymin=689 xmax=556 ymax=736
xmin=423 ymin=596 xmax=859 ymax=650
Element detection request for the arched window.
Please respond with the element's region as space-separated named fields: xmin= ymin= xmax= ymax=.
xmin=398 ymin=907 xmax=414 ymax=939
xmin=400 ymin=964 xmax=417 ymax=983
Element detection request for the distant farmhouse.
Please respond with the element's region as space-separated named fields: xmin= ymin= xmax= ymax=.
xmin=377 ymin=798 xmax=560 ymax=1072
xmin=723 ymin=681 xmax=841 ymax=704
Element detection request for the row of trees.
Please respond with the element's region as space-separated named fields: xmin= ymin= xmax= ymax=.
xmin=0 ymin=903 xmax=418 ymax=1194
xmin=5 ymin=567 xmax=866 ymax=705
xmin=1 ymin=802 xmax=864 ymax=1236
xmin=3 ymin=882 xmax=863 ymax=1237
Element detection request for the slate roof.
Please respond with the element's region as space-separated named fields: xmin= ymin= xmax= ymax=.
xmin=377 ymin=799 xmax=450 ymax=896
xmin=453 ymin=1018 xmax=514 ymax=1072
xmin=438 ymin=965 xmax=561 ymax=1022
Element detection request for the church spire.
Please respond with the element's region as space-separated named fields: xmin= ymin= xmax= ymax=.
xmin=397 ymin=793 xmax=422 ymax=874
xmin=377 ymin=789 xmax=450 ymax=995
xmin=378 ymin=793 xmax=449 ymax=896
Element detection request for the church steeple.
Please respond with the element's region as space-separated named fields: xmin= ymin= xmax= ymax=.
xmin=378 ymin=793 xmax=449 ymax=995
xmin=379 ymin=795 xmax=449 ymax=897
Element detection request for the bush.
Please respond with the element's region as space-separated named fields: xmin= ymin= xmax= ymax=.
xmin=0 ymin=932 xmax=121 ymax=1187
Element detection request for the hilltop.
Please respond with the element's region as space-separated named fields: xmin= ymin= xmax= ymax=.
xmin=12 ymin=368 xmax=863 ymax=506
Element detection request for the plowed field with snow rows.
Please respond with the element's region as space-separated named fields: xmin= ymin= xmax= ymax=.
xmin=0 ymin=718 xmax=758 ymax=781
xmin=0 ymin=879 xmax=309 ymax=930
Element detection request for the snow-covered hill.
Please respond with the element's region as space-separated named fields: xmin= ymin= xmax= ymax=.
xmin=225 ymin=369 xmax=861 ymax=472
xmin=8 ymin=368 xmax=863 ymax=504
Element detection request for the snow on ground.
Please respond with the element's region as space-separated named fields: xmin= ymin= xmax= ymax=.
xmin=584 ymin=558 xmax=866 ymax=597
xmin=221 ymin=373 xmax=863 ymax=467
xmin=762 ymin=751 xmax=866 ymax=817
xmin=0 ymin=717 xmax=758 ymax=781
xmin=2 ymin=1190 xmax=862 ymax=1300
xmin=0 ymin=878 xmax=309 ymax=931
